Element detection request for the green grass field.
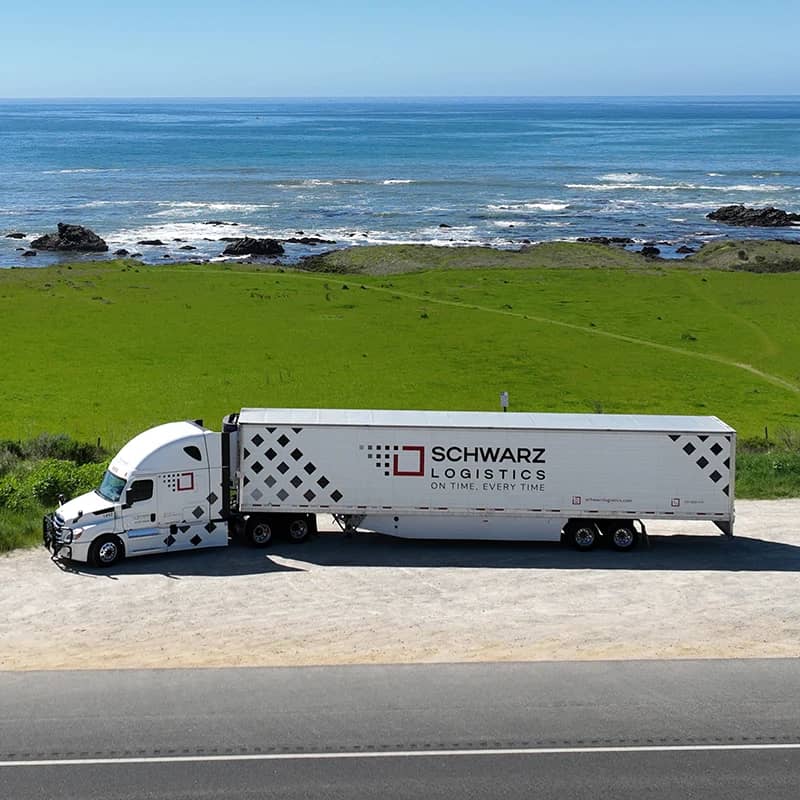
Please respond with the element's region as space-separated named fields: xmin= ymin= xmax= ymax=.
xmin=2 ymin=244 xmax=799 ymax=447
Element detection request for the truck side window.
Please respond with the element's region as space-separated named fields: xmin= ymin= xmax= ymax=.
xmin=184 ymin=445 xmax=202 ymax=461
xmin=127 ymin=479 xmax=154 ymax=504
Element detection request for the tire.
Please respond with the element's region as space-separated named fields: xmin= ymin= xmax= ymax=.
xmin=568 ymin=521 xmax=599 ymax=551
xmin=286 ymin=516 xmax=312 ymax=544
xmin=246 ymin=516 xmax=274 ymax=547
xmin=608 ymin=522 xmax=638 ymax=552
xmin=89 ymin=535 xmax=124 ymax=568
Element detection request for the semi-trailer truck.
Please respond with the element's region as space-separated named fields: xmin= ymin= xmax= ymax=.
xmin=43 ymin=407 xmax=735 ymax=566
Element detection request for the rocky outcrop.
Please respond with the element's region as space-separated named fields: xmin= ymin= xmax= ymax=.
xmin=5 ymin=232 xmax=26 ymax=239
xmin=676 ymin=245 xmax=696 ymax=254
xmin=283 ymin=236 xmax=336 ymax=246
xmin=222 ymin=237 xmax=285 ymax=257
xmin=30 ymin=223 xmax=108 ymax=252
xmin=114 ymin=248 xmax=129 ymax=256
xmin=707 ymin=205 xmax=800 ymax=227
xmin=577 ymin=236 xmax=634 ymax=245
xmin=137 ymin=239 xmax=165 ymax=246
xmin=205 ymin=220 xmax=238 ymax=226
xmin=640 ymin=245 xmax=661 ymax=258
xmin=22 ymin=250 xmax=37 ymax=257
xmin=179 ymin=244 xmax=197 ymax=250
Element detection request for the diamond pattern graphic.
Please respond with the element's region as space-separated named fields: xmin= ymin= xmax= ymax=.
xmin=206 ymin=492 xmax=218 ymax=505
xmin=242 ymin=425 xmax=344 ymax=508
xmin=190 ymin=534 xmax=202 ymax=546
xmin=164 ymin=534 xmax=176 ymax=546
xmin=710 ymin=443 xmax=723 ymax=456
xmin=192 ymin=506 xmax=204 ymax=519
xmin=204 ymin=522 xmax=216 ymax=533
xmin=670 ymin=435 xmax=730 ymax=494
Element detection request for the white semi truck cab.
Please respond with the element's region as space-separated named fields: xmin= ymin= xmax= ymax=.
xmin=43 ymin=420 xmax=230 ymax=565
xmin=44 ymin=408 xmax=736 ymax=566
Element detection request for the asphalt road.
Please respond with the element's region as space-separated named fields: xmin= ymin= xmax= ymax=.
xmin=2 ymin=659 xmax=800 ymax=798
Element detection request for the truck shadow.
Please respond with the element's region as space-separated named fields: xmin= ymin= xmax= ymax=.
xmin=272 ymin=531 xmax=800 ymax=573
xmin=61 ymin=531 xmax=800 ymax=576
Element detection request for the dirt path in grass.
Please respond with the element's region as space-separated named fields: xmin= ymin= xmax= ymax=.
xmin=2 ymin=499 xmax=800 ymax=671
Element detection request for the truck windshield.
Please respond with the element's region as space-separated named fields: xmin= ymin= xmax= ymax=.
xmin=96 ymin=470 xmax=126 ymax=502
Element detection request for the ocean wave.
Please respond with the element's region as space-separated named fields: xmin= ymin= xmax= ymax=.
xmin=598 ymin=172 xmax=656 ymax=183
xmin=487 ymin=201 xmax=569 ymax=212
xmin=151 ymin=201 xmax=279 ymax=217
xmin=382 ymin=179 xmax=415 ymax=185
xmin=42 ymin=168 xmax=123 ymax=174
xmin=566 ymin=182 xmax=790 ymax=192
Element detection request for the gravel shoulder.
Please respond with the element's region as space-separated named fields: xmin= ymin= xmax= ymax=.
xmin=2 ymin=499 xmax=799 ymax=671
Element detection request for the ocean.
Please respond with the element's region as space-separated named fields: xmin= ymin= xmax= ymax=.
xmin=1 ymin=97 xmax=799 ymax=266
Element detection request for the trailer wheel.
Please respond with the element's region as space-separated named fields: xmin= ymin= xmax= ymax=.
xmin=286 ymin=516 xmax=312 ymax=544
xmin=568 ymin=521 xmax=598 ymax=551
xmin=89 ymin=535 xmax=124 ymax=568
xmin=246 ymin=516 xmax=274 ymax=547
xmin=608 ymin=523 xmax=638 ymax=552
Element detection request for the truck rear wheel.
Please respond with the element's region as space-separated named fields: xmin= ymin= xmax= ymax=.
xmin=89 ymin=535 xmax=124 ymax=568
xmin=567 ymin=521 xmax=598 ymax=551
xmin=286 ymin=516 xmax=312 ymax=543
xmin=246 ymin=516 xmax=275 ymax=547
xmin=608 ymin=522 xmax=638 ymax=551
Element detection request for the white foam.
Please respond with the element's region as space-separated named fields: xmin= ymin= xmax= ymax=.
xmin=151 ymin=201 xmax=279 ymax=217
xmin=567 ymin=181 xmax=790 ymax=192
xmin=42 ymin=168 xmax=122 ymax=174
xmin=598 ymin=172 xmax=655 ymax=183
xmin=707 ymin=172 xmax=725 ymax=176
xmin=487 ymin=202 xmax=569 ymax=212
xmin=382 ymin=179 xmax=415 ymax=185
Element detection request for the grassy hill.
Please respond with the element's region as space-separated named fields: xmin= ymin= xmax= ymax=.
xmin=1 ymin=243 xmax=799 ymax=448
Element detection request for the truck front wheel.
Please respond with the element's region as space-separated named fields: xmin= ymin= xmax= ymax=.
xmin=89 ymin=535 xmax=124 ymax=568
xmin=246 ymin=516 xmax=274 ymax=547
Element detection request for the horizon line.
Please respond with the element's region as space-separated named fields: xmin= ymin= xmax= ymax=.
xmin=1 ymin=93 xmax=799 ymax=102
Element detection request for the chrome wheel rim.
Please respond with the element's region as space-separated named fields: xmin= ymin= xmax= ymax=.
xmin=98 ymin=541 xmax=118 ymax=563
xmin=574 ymin=527 xmax=595 ymax=547
xmin=613 ymin=528 xmax=635 ymax=549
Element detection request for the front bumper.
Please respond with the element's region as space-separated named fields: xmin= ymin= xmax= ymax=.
xmin=43 ymin=514 xmax=73 ymax=559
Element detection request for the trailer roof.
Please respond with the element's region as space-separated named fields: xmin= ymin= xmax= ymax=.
xmin=238 ymin=408 xmax=735 ymax=434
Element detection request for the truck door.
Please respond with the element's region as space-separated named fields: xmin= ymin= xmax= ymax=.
xmin=121 ymin=477 xmax=164 ymax=554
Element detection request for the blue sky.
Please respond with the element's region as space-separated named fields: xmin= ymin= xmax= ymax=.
xmin=2 ymin=0 xmax=797 ymax=97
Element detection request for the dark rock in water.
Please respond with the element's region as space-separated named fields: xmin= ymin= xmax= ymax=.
xmin=295 ymin=230 xmax=305 ymax=235
xmin=137 ymin=239 xmax=165 ymax=246
xmin=173 ymin=238 xmax=184 ymax=242
xmin=5 ymin=232 xmax=26 ymax=239
xmin=676 ymin=245 xmax=696 ymax=254
xmin=114 ymin=248 xmax=129 ymax=256
xmin=205 ymin=220 xmax=238 ymax=226
xmin=179 ymin=244 xmax=197 ymax=250
xmin=15 ymin=247 xmax=25 ymax=251
xmin=222 ymin=237 xmax=285 ymax=257
xmin=202 ymin=237 xmax=215 ymax=241
xmin=640 ymin=245 xmax=661 ymax=258
xmin=162 ymin=254 xmax=172 ymax=259
xmin=218 ymin=237 xmax=239 ymax=242
xmin=130 ymin=252 xmax=142 ymax=258
xmin=438 ymin=223 xmax=452 ymax=228
xmin=284 ymin=236 xmax=336 ymax=246
xmin=22 ymin=249 xmax=37 ymax=257
xmin=31 ymin=223 xmax=108 ymax=252
xmin=577 ymin=236 xmax=634 ymax=246
xmin=707 ymin=204 xmax=800 ymax=227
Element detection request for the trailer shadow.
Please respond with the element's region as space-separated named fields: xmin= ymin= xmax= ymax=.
xmin=57 ymin=531 xmax=800 ymax=577
xmin=276 ymin=530 xmax=800 ymax=573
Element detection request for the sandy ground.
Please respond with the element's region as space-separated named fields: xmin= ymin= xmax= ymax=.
xmin=2 ymin=500 xmax=800 ymax=671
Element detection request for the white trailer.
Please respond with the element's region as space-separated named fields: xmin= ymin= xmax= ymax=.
xmin=44 ymin=408 xmax=735 ymax=566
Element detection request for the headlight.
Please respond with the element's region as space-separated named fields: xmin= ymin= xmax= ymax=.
xmin=61 ymin=530 xmax=74 ymax=544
